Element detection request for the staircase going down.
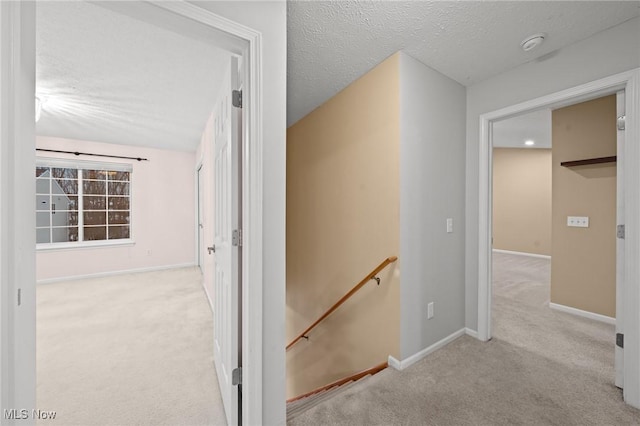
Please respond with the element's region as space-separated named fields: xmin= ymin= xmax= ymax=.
xmin=287 ymin=374 xmax=373 ymax=421
xmin=286 ymin=258 xmax=397 ymax=421
xmin=286 ymin=361 xmax=388 ymax=421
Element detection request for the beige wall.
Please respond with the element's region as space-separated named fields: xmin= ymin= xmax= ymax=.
xmin=493 ymin=148 xmax=552 ymax=256
xmin=551 ymin=95 xmax=616 ymax=317
xmin=286 ymin=54 xmax=400 ymax=398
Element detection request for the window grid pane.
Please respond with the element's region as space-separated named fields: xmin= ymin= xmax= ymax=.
xmin=36 ymin=164 xmax=131 ymax=245
xmin=52 ymin=226 xmax=79 ymax=243
xmin=108 ymin=225 xmax=130 ymax=240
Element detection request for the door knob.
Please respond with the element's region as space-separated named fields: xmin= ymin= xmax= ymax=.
xmin=207 ymin=245 xmax=216 ymax=254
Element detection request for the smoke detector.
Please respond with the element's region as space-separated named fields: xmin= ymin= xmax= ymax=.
xmin=521 ymin=33 xmax=546 ymax=52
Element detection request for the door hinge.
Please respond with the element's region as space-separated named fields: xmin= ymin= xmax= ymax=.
xmin=616 ymin=333 xmax=624 ymax=348
xmin=232 ymin=367 xmax=242 ymax=386
xmin=232 ymin=90 xmax=242 ymax=108
xmin=617 ymin=115 xmax=626 ymax=131
xmin=617 ymin=224 xmax=625 ymax=239
xmin=232 ymin=229 xmax=243 ymax=247
xmin=17 ymin=288 xmax=21 ymax=306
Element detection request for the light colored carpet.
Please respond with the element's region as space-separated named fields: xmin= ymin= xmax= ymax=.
xmin=289 ymin=252 xmax=640 ymax=425
xmin=37 ymin=267 xmax=227 ymax=426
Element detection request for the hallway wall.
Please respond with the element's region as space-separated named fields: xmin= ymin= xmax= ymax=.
xmin=492 ymin=148 xmax=552 ymax=256
xmin=399 ymin=52 xmax=466 ymax=360
xmin=551 ymin=95 xmax=617 ymax=318
xmin=286 ymin=53 xmax=401 ymax=399
xmin=465 ymin=17 xmax=640 ymax=331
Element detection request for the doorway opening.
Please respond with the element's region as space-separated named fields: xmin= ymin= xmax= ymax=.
xmin=1 ymin=1 xmax=266 ymax=424
xmin=34 ymin=2 xmax=242 ymax=424
xmin=477 ymin=69 xmax=640 ymax=408
xmin=490 ymin=94 xmax=620 ymax=394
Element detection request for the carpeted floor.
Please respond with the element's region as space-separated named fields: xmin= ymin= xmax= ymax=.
xmin=289 ymin=252 xmax=640 ymax=425
xmin=37 ymin=267 xmax=227 ymax=426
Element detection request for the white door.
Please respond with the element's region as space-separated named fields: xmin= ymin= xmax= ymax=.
xmin=213 ymin=56 xmax=241 ymax=425
xmin=615 ymin=90 xmax=625 ymax=388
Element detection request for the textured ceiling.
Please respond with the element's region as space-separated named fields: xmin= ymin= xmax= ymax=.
xmin=493 ymin=109 xmax=551 ymax=149
xmin=36 ymin=1 xmax=230 ymax=152
xmin=287 ymin=1 xmax=640 ymax=126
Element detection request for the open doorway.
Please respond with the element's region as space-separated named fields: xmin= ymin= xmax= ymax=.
xmin=33 ymin=2 xmax=238 ymax=424
xmin=490 ymin=95 xmax=619 ymax=393
xmin=477 ymin=69 xmax=640 ymax=409
xmin=0 ymin=1 xmax=263 ymax=424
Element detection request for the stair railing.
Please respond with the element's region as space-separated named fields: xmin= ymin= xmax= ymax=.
xmin=286 ymin=256 xmax=398 ymax=350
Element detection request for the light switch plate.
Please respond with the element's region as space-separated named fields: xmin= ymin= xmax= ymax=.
xmin=446 ymin=218 xmax=453 ymax=233
xmin=427 ymin=302 xmax=434 ymax=319
xmin=567 ymin=216 xmax=589 ymax=228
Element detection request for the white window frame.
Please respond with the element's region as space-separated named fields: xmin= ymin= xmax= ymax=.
xmin=35 ymin=157 xmax=134 ymax=250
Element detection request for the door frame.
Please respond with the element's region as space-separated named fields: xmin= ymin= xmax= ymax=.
xmin=0 ymin=2 xmax=37 ymax=418
xmin=477 ymin=68 xmax=640 ymax=408
xmin=195 ymin=162 xmax=204 ymax=268
xmin=0 ymin=1 xmax=266 ymax=424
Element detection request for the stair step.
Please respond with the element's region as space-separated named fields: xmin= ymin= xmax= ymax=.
xmin=287 ymin=374 xmax=372 ymax=420
xmin=287 ymin=381 xmax=353 ymax=418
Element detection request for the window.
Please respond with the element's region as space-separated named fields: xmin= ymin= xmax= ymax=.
xmin=36 ymin=159 xmax=132 ymax=247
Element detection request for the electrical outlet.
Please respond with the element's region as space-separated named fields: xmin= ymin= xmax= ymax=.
xmin=427 ymin=302 xmax=434 ymax=319
xmin=446 ymin=218 xmax=453 ymax=233
xmin=567 ymin=216 xmax=589 ymax=228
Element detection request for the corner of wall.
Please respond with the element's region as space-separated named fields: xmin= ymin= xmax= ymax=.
xmin=398 ymin=52 xmax=467 ymax=360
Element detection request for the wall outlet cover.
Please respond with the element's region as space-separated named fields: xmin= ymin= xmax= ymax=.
xmin=567 ymin=216 xmax=589 ymax=228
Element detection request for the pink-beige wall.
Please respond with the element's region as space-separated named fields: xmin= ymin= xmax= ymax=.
xmin=36 ymin=136 xmax=196 ymax=281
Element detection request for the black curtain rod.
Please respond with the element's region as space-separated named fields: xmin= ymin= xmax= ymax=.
xmin=36 ymin=148 xmax=148 ymax=162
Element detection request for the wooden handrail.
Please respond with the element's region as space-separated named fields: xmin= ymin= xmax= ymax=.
xmin=286 ymin=362 xmax=388 ymax=404
xmin=286 ymin=256 xmax=398 ymax=350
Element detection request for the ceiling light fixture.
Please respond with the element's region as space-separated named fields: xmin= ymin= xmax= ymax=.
xmin=524 ymin=140 xmax=535 ymax=146
xmin=520 ymin=33 xmax=546 ymax=52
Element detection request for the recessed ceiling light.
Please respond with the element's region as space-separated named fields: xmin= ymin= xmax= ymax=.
xmin=521 ymin=33 xmax=546 ymax=52
xmin=524 ymin=140 xmax=535 ymax=146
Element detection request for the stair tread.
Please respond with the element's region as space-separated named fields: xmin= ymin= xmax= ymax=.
xmin=287 ymin=380 xmax=355 ymax=416
xmin=287 ymin=375 xmax=373 ymax=419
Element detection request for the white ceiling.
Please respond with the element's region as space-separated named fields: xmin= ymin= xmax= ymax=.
xmin=493 ymin=109 xmax=552 ymax=149
xmin=36 ymin=1 xmax=640 ymax=148
xmin=36 ymin=1 xmax=230 ymax=152
xmin=287 ymin=1 xmax=640 ymax=126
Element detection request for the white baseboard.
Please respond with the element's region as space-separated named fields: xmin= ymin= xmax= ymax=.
xmin=493 ymin=249 xmax=551 ymax=260
xmin=387 ymin=328 xmax=466 ymax=371
xmin=387 ymin=355 xmax=401 ymax=370
xmin=549 ymin=302 xmax=615 ymax=325
xmin=37 ymin=263 xmax=197 ymax=284
xmin=465 ymin=328 xmax=479 ymax=339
